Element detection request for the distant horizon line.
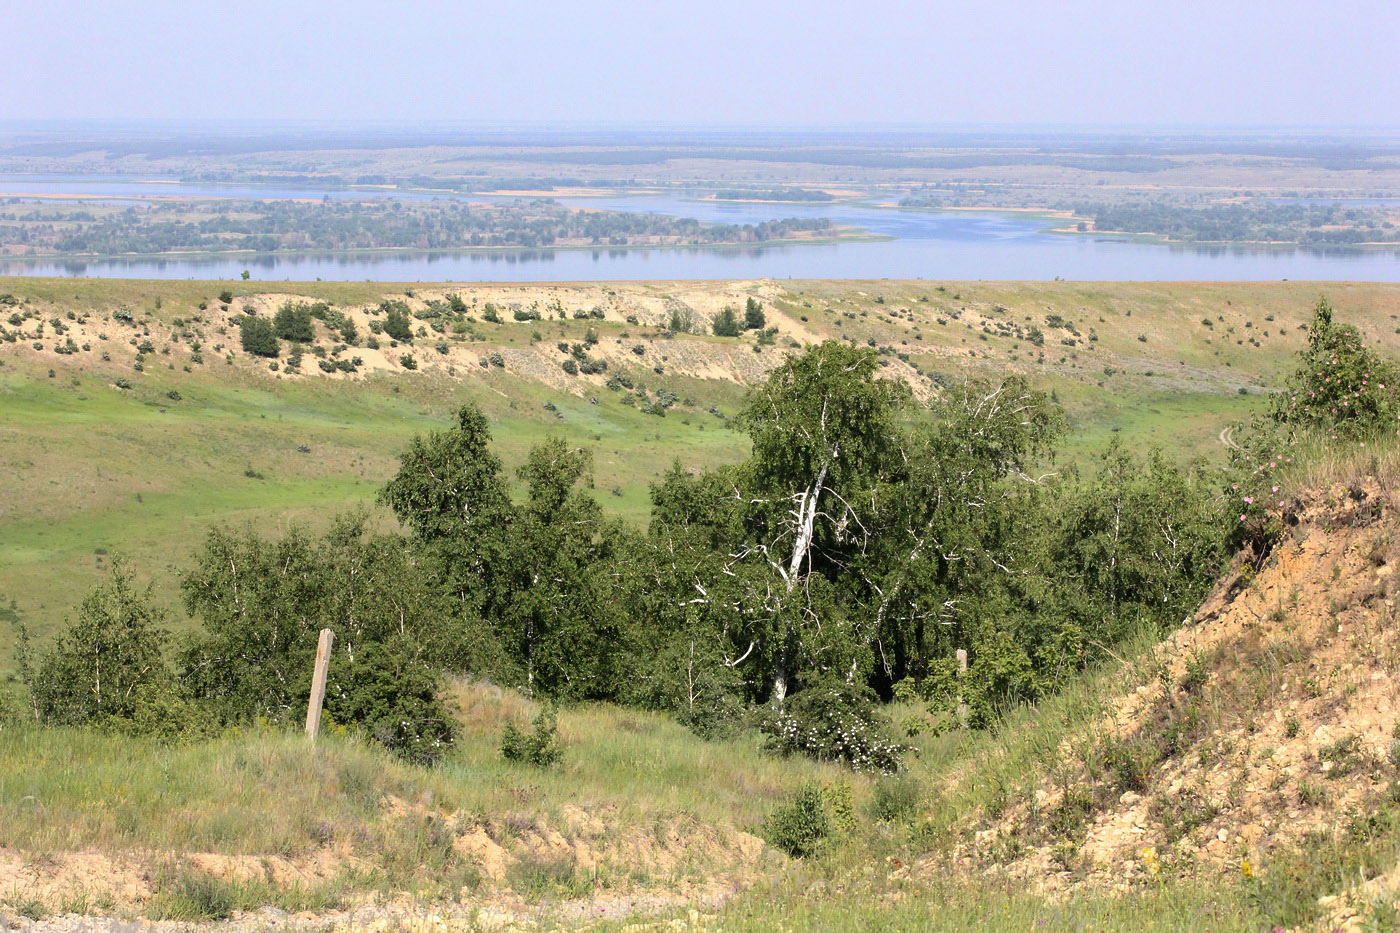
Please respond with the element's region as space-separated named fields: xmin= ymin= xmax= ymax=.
xmin=3 ymin=118 xmax=1400 ymax=136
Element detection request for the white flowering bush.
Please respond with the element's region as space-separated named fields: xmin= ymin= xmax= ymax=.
xmin=762 ymin=682 xmax=907 ymax=774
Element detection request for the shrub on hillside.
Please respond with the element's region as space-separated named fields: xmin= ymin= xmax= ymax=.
xmin=1228 ymin=299 xmax=1400 ymax=549
xmin=327 ymin=640 xmax=456 ymax=765
xmin=711 ymin=307 xmax=742 ymax=337
xmin=743 ymin=297 xmax=766 ymax=331
xmin=238 ymin=315 xmax=279 ymax=357
xmin=1272 ymin=297 xmax=1400 ymax=436
xmin=762 ymin=681 xmax=907 ymax=773
xmin=501 ymin=705 xmax=562 ymax=767
xmin=273 ymin=302 xmax=315 ymax=343
xmin=761 ymin=783 xmax=830 ymax=857
xmin=382 ymin=304 xmax=414 ymax=342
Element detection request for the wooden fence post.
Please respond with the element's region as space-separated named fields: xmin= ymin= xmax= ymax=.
xmin=955 ymin=648 xmax=969 ymax=728
xmin=305 ymin=628 xmax=334 ymax=739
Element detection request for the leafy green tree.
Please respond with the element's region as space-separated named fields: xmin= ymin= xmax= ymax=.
xmin=180 ymin=515 xmax=484 ymax=755
xmin=31 ymin=563 xmax=179 ymax=727
xmin=238 ymin=315 xmax=279 ymax=357
xmin=379 ymin=404 xmax=513 ymax=617
xmin=493 ymin=440 xmax=629 ymax=697
xmin=382 ymin=409 xmax=629 ymax=699
xmin=711 ymin=307 xmax=742 ymax=337
xmin=856 ymin=376 xmax=1061 ymax=696
xmin=736 ymin=342 xmax=908 ymax=701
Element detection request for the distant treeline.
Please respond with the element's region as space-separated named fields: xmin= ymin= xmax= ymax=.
xmin=1063 ymin=201 xmax=1400 ymax=245
xmin=466 ymin=149 xmax=1179 ymax=173
xmin=0 ymin=199 xmax=835 ymax=256
xmin=179 ymin=172 xmax=637 ymax=192
xmin=713 ymin=188 xmax=835 ymax=202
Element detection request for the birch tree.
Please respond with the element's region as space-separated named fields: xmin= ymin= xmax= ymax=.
xmin=735 ymin=342 xmax=907 ymax=703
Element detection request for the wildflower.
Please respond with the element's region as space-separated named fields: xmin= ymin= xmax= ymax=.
xmin=1240 ymin=858 xmax=1254 ymax=879
xmin=1141 ymin=845 xmax=1160 ymax=876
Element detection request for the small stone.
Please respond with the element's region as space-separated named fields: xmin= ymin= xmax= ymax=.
xmin=1217 ymin=828 xmax=1229 ymax=842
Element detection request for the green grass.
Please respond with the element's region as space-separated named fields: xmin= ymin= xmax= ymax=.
xmin=668 ymin=877 xmax=1256 ymax=931
xmin=0 ymin=653 xmax=1267 ymax=928
xmin=0 ymin=578 xmax=1392 ymax=928
xmin=0 ymin=681 xmax=860 ymax=919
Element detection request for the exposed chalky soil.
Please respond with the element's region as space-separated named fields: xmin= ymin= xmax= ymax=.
xmin=937 ymin=476 xmax=1400 ymax=926
xmin=4 ymin=896 xmax=718 ymax=932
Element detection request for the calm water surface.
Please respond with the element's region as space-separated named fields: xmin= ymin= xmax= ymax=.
xmin=1 ymin=175 xmax=1397 ymax=281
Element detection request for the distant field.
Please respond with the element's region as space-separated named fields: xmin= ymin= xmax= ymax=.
xmin=4 ymin=277 xmax=1400 ymax=672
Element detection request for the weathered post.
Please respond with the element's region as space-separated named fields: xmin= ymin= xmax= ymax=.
xmin=955 ymin=648 xmax=969 ymax=728
xmin=305 ymin=628 xmax=334 ymax=739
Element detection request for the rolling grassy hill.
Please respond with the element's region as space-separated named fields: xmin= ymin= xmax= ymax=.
xmin=5 ymin=277 xmax=1400 ymax=928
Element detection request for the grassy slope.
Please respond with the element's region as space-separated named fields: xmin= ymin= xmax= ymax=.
xmin=4 ymin=277 xmax=1400 ymax=666
xmin=0 ymin=639 xmax=1261 ymax=929
xmin=11 ymin=278 xmax=1400 ymax=926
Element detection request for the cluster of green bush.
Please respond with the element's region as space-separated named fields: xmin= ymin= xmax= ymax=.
xmin=14 ymin=517 xmax=459 ymax=763
xmin=20 ymin=304 xmax=1379 ymax=774
xmin=711 ymin=298 xmax=767 ymax=337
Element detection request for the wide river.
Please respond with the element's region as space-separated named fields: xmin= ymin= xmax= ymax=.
xmin=2 ymin=175 xmax=1398 ymax=282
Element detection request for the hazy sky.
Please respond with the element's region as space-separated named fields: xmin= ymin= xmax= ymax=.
xmin=6 ymin=0 xmax=1398 ymax=127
